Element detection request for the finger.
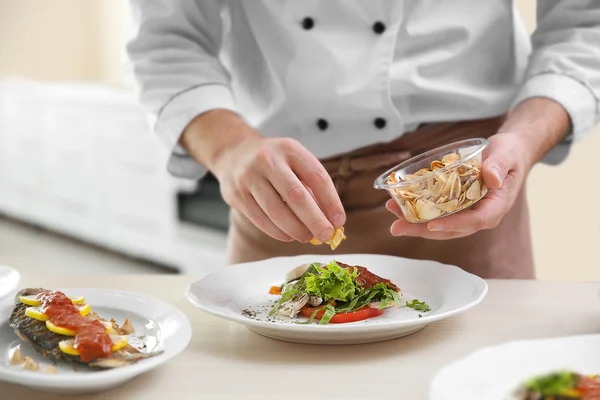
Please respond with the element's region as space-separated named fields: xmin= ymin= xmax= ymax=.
xmin=385 ymin=199 xmax=404 ymax=219
xmin=269 ymin=165 xmax=335 ymax=242
xmin=426 ymin=172 xmax=519 ymax=233
xmin=239 ymin=191 xmax=294 ymax=242
xmin=248 ymin=178 xmax=313 ymax=242
xmin=288 ymin=147 xmax=346 ymax=228
xmin=390 ymin=218 xmax=468 ymax=240
xmin=482 ymin=136 xmax=516 ymax=191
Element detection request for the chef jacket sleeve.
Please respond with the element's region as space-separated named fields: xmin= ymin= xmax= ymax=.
xmin=510 ymin=0 xmax=600 ymax=165
xmin=126 ymin=0 xmax=235 ymax=180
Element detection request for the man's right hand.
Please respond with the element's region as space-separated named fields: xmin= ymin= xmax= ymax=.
xmin=180 ymin=109 xmax=346 ymax=243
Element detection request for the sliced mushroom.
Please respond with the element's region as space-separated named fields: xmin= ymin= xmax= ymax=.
xmin=277 ymin=293 xmax=310 ymax=318
xmin=308 ymin=296 xmax=323 ymax=307
xmin=284 ymin=263 xmax=312 ymax=283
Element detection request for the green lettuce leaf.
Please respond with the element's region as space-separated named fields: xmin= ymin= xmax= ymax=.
xmin=304 ymin=261 xmax=361 ymax=302
xmin=318 ymin=305 xmax=337 ymax=325
xmin=405 ymin=299 xmax=431 ymax=312
xmin=524 ymin=371 xmax=578 ymax=395
xmin=336 ymin=282 xmax=402 ymax=313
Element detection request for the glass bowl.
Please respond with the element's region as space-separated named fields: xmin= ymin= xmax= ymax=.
xmin=373 ymin=138 xmax=488 ymax=223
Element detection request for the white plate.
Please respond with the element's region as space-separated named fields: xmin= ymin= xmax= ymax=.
xmin=0 ymin=266 xmax=20 ymax=301
xmin=0 ymin=288 xmax=192 ymax=395
xmin=186 ymin=254 xmax=487 ymax=345
xmin=429 ymin=334 xmax=600 ymax=400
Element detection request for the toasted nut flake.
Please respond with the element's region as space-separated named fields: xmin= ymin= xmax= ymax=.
xmin=442 ymin=153 xmax=460 ymax=164
xmin=10 ymin=347 xmax=25 ymax=365
xmin=431 ymin=181 xmax=444 ymax=197
xmin=386 ymin=151 xmax=487 ymax=222
xmin=449 ymin=172 xmax=461 ymax=200
xmin=403 ymin=199 xmax=419 ymax=222
xmin=120 ymin=318 xmax=135 ymax=335
xmin=310 ymin=227 xmax=346 ymax=250
xmin=430 ymin=160 xmax=445 ymax=170
xmin=24 ymin=357 xmax=39 ymax=371
xmin=466 ymin=180 xmax=481 ymax=200
xmin=436 ymin=173 xmax=449 ymax=185
xmin=44 ymin=365 xmax=58 ymax=374
xmin=416 ymin=199 xmax=442 ymax=220
xmin=457 ymin=164 xmax=471 ymax=176
xmin=436 ymin=199 xmax=459 ymax=213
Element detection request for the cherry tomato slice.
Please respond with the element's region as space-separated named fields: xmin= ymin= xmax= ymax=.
xmin=299 ymin=306 xmax=384 ymax=323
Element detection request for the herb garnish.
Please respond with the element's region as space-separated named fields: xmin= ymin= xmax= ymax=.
xmin=406 ymin=299 xmax=431 ymax=312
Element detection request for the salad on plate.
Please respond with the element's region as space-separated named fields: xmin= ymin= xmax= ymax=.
xmin=267 ymin=260 xmax=430 ymax=325
xmin=510 ymin=370 xmax=600 ymax=400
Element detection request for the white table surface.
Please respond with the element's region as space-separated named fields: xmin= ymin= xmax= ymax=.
xmin=3 ymin=274 xmax=600 ymax=400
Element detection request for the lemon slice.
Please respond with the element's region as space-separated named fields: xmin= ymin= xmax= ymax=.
xmin=110 ymin=335 xmax=129 ymax=352
xmin=25 ymin=303 xmax=90 ymax=322
xmin=46 ymin=321 xmax=76 ymax=336
xmin=68 ymin=296 xmax=86 ymax=305
xmin=46 ymin=320 xmax=111 ymax=337
xmin=19 ymin=295 xmax=86 ymax=307
xmin=58 ymin=339 xmax=79 ymax=356
xmin=59 ymin=335 xmax=128 ymax=357
xmin=25 ymin=307 xmax=49 ymax=321
xmin=76 ymin=303 xmax=91 ymax=317
xmin=19 ymin=296 xmax=42 ymax=307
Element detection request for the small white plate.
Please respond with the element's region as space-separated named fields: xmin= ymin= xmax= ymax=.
xmin=0 ymin=267 xmax=20 ymax=301
xmin=186 ymin=254 xmax=487 ymax=345
xmin=0 ymin=288 xmax=192 ymax=395
xmin=429 ymin=334 xmax=600 ymax=400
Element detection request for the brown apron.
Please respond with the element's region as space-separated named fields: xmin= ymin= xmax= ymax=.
xmin=226 ymin=115 xmax=535 ymax=279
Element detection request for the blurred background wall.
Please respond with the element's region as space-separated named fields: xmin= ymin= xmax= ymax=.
xmin=0 ymin=0 xmax=598 ymax=280
xmin=0 ymin=0 xmax=130 ymax=85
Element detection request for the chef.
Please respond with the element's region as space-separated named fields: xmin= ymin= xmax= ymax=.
xmin=126 ymin=1 xmax=600 ymax=278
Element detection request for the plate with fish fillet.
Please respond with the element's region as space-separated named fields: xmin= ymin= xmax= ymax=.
xmin=186 ymin=254 xmax=487 ymax=345
xmin=0 ymin=287 xmax=191 ymax=394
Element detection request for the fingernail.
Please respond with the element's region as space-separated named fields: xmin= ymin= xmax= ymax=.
xmin=492 ymin=166 xmax=503 ymax=183
xmin=332 ymin=213 xmax=345 ymax=227
xmin=390 ymin=226 xmax=405 ymax=236
xmin=429 ymin=225 xmax=444 ymax=232
xmin=320 ymin=228 xmax=334 ymax=241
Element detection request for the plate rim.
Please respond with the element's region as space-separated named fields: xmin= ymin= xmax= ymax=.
xmin=186 ymin=253 xmax=488 ymax=333
xmin=0 ymin=287 xmax=192 ymax=389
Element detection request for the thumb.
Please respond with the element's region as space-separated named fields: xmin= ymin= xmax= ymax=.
xmin=482 ymin=139 xmax=513 ymax=191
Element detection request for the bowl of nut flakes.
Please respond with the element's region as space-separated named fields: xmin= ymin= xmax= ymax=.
xmin=373 ymin=138 xmax=488 ymax=223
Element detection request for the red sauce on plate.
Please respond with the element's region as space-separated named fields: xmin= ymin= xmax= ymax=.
xmin=37 ymin=290 xmax=112 ymax=362
xmin=335 ymin=261 xmax=400 ymax=291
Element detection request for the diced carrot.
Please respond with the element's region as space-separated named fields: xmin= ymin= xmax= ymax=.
xmin=269 ymin=286 xmax=282 ymax=295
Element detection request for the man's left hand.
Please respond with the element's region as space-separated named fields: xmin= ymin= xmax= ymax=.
xmin=387 ymin=97 xmax=571 ymax=239
xmin=388 ymin=132 xmax=532 ymax=239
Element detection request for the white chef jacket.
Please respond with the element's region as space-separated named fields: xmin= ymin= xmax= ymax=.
xmin=125 ymin=0 xmax=600 ymax=180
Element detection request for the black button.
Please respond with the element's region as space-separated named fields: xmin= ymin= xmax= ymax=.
xmin=316 ymin=118 xmax=328 ymax=131
xmin=372 ymin=21 xmax=386 ymax=34
xmin=301 ymin=17 xmax=314 ymax=30
xmin=374 ymin=117 xmax=387 ymax=129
